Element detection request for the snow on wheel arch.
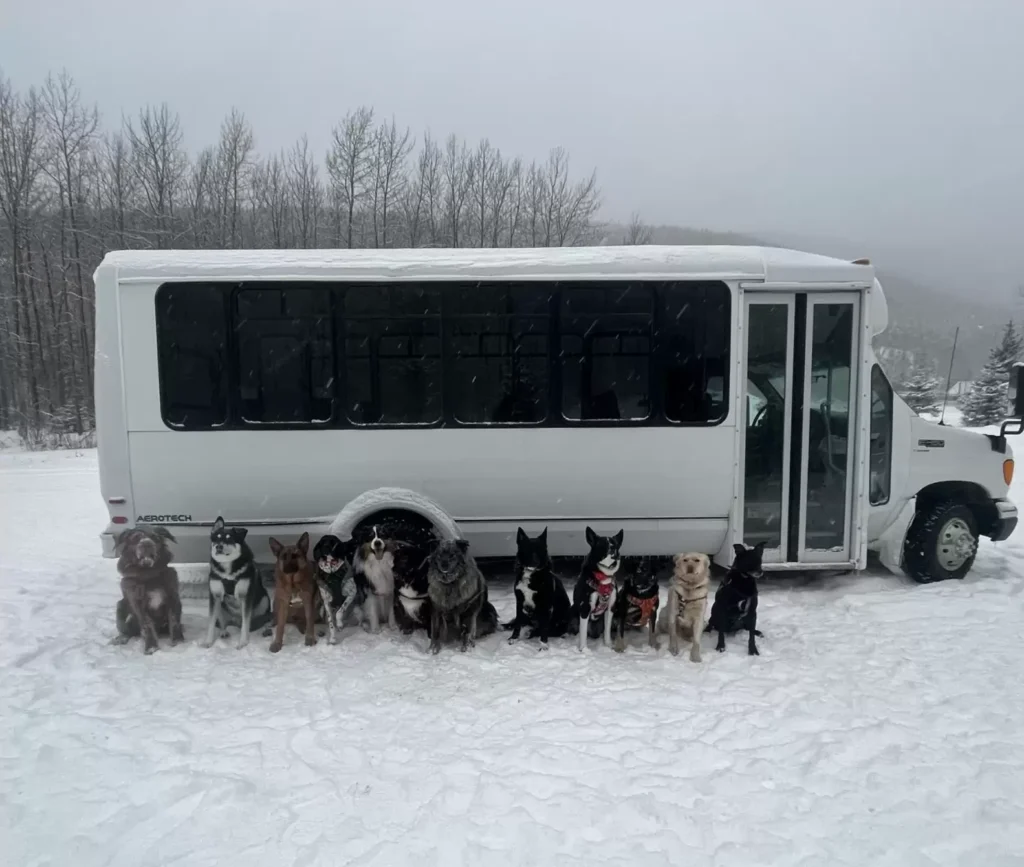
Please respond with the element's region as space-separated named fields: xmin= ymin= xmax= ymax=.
xmin=327 ymin=487 xmax=462 ymax=542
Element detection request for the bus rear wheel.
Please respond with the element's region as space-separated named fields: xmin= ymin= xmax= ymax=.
xmin=903 ymin=500 xmax=978 ymax=583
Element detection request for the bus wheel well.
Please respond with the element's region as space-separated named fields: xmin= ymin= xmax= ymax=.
xmin=915 ymin=481 xmax=998 ymax=538
xmin=328 ymin=487 xmax=462 ymax=544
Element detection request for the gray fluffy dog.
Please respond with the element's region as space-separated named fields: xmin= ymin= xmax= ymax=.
xmin=426 ymin=539 xmax=498 ymax=654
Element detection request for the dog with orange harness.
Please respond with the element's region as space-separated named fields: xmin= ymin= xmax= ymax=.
xmin=612 ymin=556 xmax=660 ymax=653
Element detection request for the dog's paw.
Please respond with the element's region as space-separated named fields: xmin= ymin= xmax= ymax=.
xmin=236 ymin=639 xmax=249 ymax=650
xmin=304 ymin=635 xmax=317 ymax=647
xmin=197 ymin=639 xmax=215 ymax=649
xmin=219 ymin=630 xmax=230 ymax=640
xmin=690 ymin=649 xmax=702 ymax=663
xmin=327 ymin=635 xmax=338 ymax=645
xmin=111 ymin=634 xmax=130 ymax=646
xmin=716 ymin=645 xmax=726 ymax=653
xmin=269 ymin=641 xmax=283 ymax=653
xmin=669 ymin=644 xmax=680 ymax=657
xmin=144 ymin=644 xmax=158 ymax=655
xmin=317 ymin=629 xmax=326 ymax=638
xmin=537 ymin=642 xmax=549 ymax=652
xmin=613 ymin=639 xmax=625 ymax=653
xmin=429 ymin=643 xmax=441 ymax=655
xmin=507 ymin=636 xmax=518 ymax=645
xmin=748 ymin=646 xmax=760 ymax=656
xmin=261 ymin=627 xmax=273 ymax=638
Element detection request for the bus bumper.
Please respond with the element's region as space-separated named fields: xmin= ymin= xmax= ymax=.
xmin=990 ymin=499 xmax=1018 ymax=542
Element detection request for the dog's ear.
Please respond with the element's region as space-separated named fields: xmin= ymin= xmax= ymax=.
xmin=585 ymin=526 xmax=597 ymax=548
xmin=236 ymin=526 xmax=248 ymax=541
xmin=213 ymin=516 xmax=225 ymax=531
xmin=269 ymin=537 xmax=283 ymax=558
xmin=516 ymin=527 xmax=528 ymax=546
xmin=612 ymin=529 xmax=624 ymax=548
xmin=455 ymin=538 xmax=470 ymax=553
xmin=151 ymin=526 xmax=176 ymax=544
xmin=733 ymin=543 xmax=747 ymax=557
xmin=753 ymin=540 xmax=767 ymax=553
xmin=297 ymin=532 xmax=310 ymax=555
xmin=539 ymin=527 xmax=548 ymax=544
xmin=113 ymin=528 xmax=132 ymax=555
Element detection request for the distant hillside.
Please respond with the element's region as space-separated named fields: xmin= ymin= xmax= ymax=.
xmin=598 ymin=222 xmax=1009 ymax=380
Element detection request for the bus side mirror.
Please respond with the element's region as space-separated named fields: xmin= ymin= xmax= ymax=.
xmin=1013 ymin=363 xmax=1024 ymax=419
xmin=1000 ymin=363 xmax=1024 ymax=437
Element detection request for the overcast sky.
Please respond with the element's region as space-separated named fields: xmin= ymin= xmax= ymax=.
xmin=2 ymin=0 xmax=1022 ymax=295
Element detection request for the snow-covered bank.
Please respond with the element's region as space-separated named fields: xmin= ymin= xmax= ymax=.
xmin=3 ymin=448 xmax=1024 ymax=866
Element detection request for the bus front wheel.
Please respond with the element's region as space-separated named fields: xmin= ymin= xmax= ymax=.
xmin=903 ymin=501 xmax=978 ymax=583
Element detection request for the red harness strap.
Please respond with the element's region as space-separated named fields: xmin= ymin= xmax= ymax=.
xmin=628 ymin=594 xmax=658 ymax=627
xmin=588 ymin=572 xmax=615 ymax=617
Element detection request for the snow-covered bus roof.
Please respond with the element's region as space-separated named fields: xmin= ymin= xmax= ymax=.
xmin=96 ymin=245 xmax=887 ymax=332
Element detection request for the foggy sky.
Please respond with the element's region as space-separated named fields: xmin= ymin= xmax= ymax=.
xmin=2 ymin=0 xmax=1022 ymax=296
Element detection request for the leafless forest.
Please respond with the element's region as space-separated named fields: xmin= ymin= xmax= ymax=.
xmin=0 ymin=70 xmax=605 ymax=443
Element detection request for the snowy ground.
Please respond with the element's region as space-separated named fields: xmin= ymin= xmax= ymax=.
xmin=4 ymin=447 xmax=1024 ymax=866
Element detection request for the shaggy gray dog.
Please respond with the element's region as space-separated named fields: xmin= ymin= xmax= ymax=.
xmin=113 ymin=526 xmax=184 ymax=654
xmin=426 ymin=539 xmax=498 ymax=654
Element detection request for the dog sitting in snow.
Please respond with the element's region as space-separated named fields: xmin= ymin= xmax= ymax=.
xmin=426 ymin=539 xmax=498 ymax=653
xmin=573 ymin=527 xmax=623 ymax=651
xmin=707 ymin=542 xmax=765 ymax=656
xmin=352 ymin=525 xmax=400 ymax=633
xmin=391 ymin=537 xmax=433 ymax=635
xmin=657 ymin=552 xmax=710 ymax=661
xmin=612 ymin=555 xmax=660 ymax=653
xmin=313 ymin=534 xmax=366 ymax=645
xmin=201 ymin=516 xmax=271 ymax=649
xmin=506 ymin=527 xmax=574 ymax=649
xmin=267 ymin=532 xmax=318 ymax=653
xmin=113 ymin=525 xmax=184 ymax=655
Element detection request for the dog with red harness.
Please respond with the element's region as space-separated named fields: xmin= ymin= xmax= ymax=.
xmin=612 ymin=555 xmax=660 ymax=653
xmin=573 ymin=527 xmax=623 ymax=652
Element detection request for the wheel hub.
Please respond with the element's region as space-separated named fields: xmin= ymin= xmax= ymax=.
xmin=937 ymin=517 xmax=976 ymax=572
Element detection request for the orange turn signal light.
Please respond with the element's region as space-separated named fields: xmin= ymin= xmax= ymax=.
xmin=1003 ymin=459 xmax=1014 ymax=486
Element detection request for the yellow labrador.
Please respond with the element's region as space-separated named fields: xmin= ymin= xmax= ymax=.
xmin=657 ymin=552 xmax=710 ymax=661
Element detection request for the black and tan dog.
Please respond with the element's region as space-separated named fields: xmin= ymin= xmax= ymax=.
xmin=426 ymin=539 xmax=498 ymax=653
xmin=202 ymin=516 xmax=272 ymax=649
xmin=113 ymin=525 xmax=184 ymax=655
xmin=506 ymin=527 xmax=573 ymax=649
xmin=612 ymin=555 xmax=660 ymax=653
xmin=707 ymin=542 xmax=765 ymax=656
xmin=267 ymin=533 xmax=318 ymax=653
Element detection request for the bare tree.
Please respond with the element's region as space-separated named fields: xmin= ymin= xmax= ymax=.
xmin=213 ymin=108 xmax=254 ymax=248
xmin=370 ymin=117 xmax=413 ymax=248
xmin=442 ymin=135 xmax=473 ymax=248
xmin=623 ymin=211 xmax=654 ymax=245
xmin=288 ymin=135 xmax=323 ymax=248
xmin=326 ymin=106 xmax=374 ymax=248
xmin=124 ymin=103 xmax=186 ymax=248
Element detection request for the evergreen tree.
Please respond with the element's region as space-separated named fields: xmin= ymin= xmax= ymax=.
xmin=899 ymin=361 xmax=942 ymax=415
xmin=960 ymin=321 xmax=1022 ymax=427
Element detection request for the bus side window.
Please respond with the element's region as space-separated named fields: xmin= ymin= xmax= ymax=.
xmin=156 ymin=283 xmax=230 ymax=429
xmin=870 ymin=364 xmax=893 ymax=505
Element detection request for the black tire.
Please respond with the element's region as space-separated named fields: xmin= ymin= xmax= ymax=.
xmin=903 ymin=500 xmax=978 ymax=583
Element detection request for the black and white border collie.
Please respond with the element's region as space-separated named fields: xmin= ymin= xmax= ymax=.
xmin=573 ymin=527 xmax=623 ymax=652
xmin=202 ymin=516 xmax=271 ymax=649
xmin=352 ymin=525 xmax=399 ymax=633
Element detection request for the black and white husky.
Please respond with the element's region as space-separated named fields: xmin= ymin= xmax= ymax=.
xmin=352 ymin=525 xmax=399 ymax=633
xmin=313 ymin=534 xmax=366 ymax=644
xmin=201 ymin=516 xmax=272 ymax=649
xmin=572 ymin=527 xmax=623 ymax=652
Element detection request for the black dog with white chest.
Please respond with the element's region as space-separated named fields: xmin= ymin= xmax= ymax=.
xmin=707 ymin=541 xmax=765 ymax=656
xmin=392 ymin=539 xmax=433 ymax=635
xmin=202 ymin=516 xmax=272 ymax=649
xmin=506 ymin=527 xmax=573 ymax=649
xmin=313 ymin=534 xmax=367 ymax=644
xmin=573 ymin=527 xmax=623 ymax=651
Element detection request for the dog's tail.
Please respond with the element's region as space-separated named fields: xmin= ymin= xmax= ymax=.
xmin=476 ymin=602 xmax=499 ymax=638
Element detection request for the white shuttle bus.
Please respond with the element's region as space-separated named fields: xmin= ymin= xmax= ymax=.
xmin=93 ymin=246 xmax=1019 ymax=582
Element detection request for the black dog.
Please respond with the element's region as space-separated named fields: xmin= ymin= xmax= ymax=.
xmin=707 ymin=542 xmax=765 ymax=656
xmin=202 ymin=516 xmax=272 ymax=650
xmin=573 ymin=527 xmax=623 ymax=651
xmin=392 ymin=538 xmax=433 ymax=635
xmin=313 ymin=534 xmax=367 ymax=644
xmin=505 ymin=527 xmax=573 ymax=649
xmin=612 ymin=555 xmax=660 ymax=652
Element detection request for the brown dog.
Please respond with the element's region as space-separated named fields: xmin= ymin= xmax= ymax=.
xmin=267 ymin=533 xmax=317 ymax=653
xmin=113 ymin=526 xmax=184 ymax=655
